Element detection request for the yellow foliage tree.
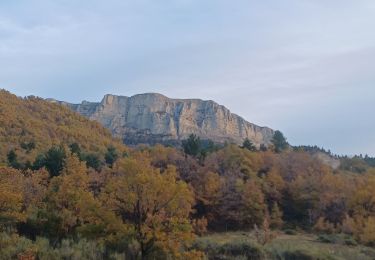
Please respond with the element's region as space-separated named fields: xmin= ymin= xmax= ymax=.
xmin=0 ymin=167 xmax=25 ymax=230
xmin=45 ymin=154 xmax=122 ymax=239
xmin=101 ymin=157 xmax=195 ymax=258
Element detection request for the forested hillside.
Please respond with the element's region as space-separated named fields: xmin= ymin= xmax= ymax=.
xmin=0 ymin=90 xmax=125 ymax=167
xmin=1 ymin=90 xmax=375 ymax=259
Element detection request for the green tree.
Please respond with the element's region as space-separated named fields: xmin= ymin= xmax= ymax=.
xmin=242 ymin=138 xmax=257 ymax=152
xmin=7 ymin=150 xmax=20 ymax=169
xmin=37 ymin=146 xmax=66 ymax=177
xmin=271 ymin=131 xmax=288 ymax=153
xmin=69 ymin=143 xmax=82 ymax=159
xmin=182 ymin=134 xmax=202 ymax=157
xmin=84 ymin=153 xmax=102 ymax=171
xmin=105 ymin=146 xmax=118 ymax=168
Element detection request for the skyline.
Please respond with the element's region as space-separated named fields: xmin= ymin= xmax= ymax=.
xmin=1 ymin=1 xmax=374 ymax=155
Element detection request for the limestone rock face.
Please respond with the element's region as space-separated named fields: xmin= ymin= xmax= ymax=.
xmin=60 ymin=93 xmax=274 ymax=146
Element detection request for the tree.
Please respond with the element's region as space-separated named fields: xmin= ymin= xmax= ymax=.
xmin=242 ymin=138 xmax=256 ymax=152
xmin=182 ymin=134 xmax=202 ymax=157
xmin=105 ymin=146 xmax=118 ymax=168
xmin=34 ymin=146 xmax=66 ymax=177
xmin=193 ymin=171 xmax=222 ymax=225
xmin=7 ymin=150 xmax=20 ymax=169
xmin=271 ymin=131 xmax=288 ymax=153
xmin=0 ymin=168 xmax=25 ymax=230
xmin=101 ymin=157 xmax=195 ymax=258
xmin=69 ymin=143 xmax=81 ymax=159
xmin=241 ymin=180 xmax=267 ymax=227
xmin=43 ymin=154 xmax=121 ymax=240
xmin=84 ymin=153 xmax=102 ymax=171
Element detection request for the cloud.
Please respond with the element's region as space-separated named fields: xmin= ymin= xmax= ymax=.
xmin=0 ymin=0 xmax=374 ymax=155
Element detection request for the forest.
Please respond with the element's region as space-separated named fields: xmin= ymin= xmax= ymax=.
xmin=1 ymin=90 xmax=375 ymax=259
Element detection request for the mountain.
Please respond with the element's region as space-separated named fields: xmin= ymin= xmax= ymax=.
xmin=52 ymin=93 xmax=275 ymax=146
xmin=0 ymin=90 xmax=124 ymax=164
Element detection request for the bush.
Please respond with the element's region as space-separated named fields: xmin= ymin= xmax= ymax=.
xmin=317 ymin=234 xmax=338 ymax=244
xmin=0 ymin=233 xmax=36 ymax=259
xmin=284 ymin=229 xmax=297 ymax=235
xmin=282 ymin=249 xmax=322 ymax=260
xmin=219 ymin=240 xmax=265 ymax=259
xmin=344 ymin=237 xmax=358 ymax=246
xmin=192 ymin=238 xmax=265 ymax=260
xmin=192 ymin=238 xmax=220 ymax=256
xmin=0 ymin=233 xmax=110 ymax=260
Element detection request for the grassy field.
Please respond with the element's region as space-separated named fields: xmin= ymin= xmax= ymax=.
xmin=194 ymin=231 xmax=375 ymax=260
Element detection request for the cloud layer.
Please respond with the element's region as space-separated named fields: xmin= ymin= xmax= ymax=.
xmin=1 ymin=0 xmax=374 ymax=155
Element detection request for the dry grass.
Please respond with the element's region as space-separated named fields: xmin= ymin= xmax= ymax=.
xmin=196 ymin=231 xmax=375 ymax=260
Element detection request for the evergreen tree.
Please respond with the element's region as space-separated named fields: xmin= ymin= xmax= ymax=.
xmin=69 ymin=143 xmax=82 ymax=159
xmin=105 ymin=146 xmax=118 ymax=167
xmin=84 ymin=153 xmax=102 ymax=171
xmin=271 ymin=130 xmax=288 ymax=153
xmin=43 ymin=146 xmax=66 ymax=177
xmin=7 ymin=150 xmax=20 ymax=169
xmin=182 ymin=134 xmax=202 ymax=157
xmin=242 ymin=138 xmax=257 ymax=152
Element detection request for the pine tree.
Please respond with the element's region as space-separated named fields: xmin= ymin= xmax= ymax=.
xmin=271 ymin=130 xmax=288 ymax=153
xmin=242 ymin=138 xmax=257 ymax=152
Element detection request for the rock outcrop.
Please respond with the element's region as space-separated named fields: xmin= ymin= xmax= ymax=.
xmin=54 ymin=93 xmax=274 ymax=146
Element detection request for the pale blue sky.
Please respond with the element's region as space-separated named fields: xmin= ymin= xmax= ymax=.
xmin=0 ymin=0 xmax=374 ymax=155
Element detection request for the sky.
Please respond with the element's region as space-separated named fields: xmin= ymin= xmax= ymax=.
xmin=0 ymin=0 xmax=374 ymax=156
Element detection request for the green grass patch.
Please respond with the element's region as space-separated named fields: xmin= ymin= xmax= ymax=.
xmin=196 ymin=231 xmax=375 ymax=260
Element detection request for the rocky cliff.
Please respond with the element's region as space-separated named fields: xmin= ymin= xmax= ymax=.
xmin=53 ymin=93 xmax=274 ymax=146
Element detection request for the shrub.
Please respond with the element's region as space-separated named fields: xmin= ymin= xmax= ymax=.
xmin=192 ymin=238 xmax=220 ymax=256
xmin=219 ymin=240 xmax=265 ymax=260
xmin=344 ymin=237 xmax=358 ymax=246
xmin=284 ymin=229 xmax=297 ymax=235
xmin=282 ymin=249 xmax=321 ymax=260
xmin=192 ymin=238 xmax=265 ymax=260
xmin=317 ymin=234 xmax=338 ymax=244
xmin=0 ymin=233 xmax=36 ymax=259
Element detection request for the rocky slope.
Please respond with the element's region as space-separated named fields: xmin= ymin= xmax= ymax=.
xmin=52 ymin=93 xmax=274 ymax=146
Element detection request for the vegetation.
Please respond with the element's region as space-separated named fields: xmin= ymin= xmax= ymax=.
xmin=242 ymin=138 xmax=257 ymax=152
xmin=1 ymin=90 xmax=375 ymax=259
xmin=271 ymin=130 xmax=289 ymax=153
xmin=0 ymin=90 xmax=125 ymax=165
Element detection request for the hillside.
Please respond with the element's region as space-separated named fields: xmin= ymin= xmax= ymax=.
xmin=1 ymin=89 xmax=375 ymax=259
xmin=52 ymin=93 xmax=274 ymax=146
xmin=0 ymin=90 xmax=125 ymax=164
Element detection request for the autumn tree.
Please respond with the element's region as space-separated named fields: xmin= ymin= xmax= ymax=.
xmin=0 ymin=167 xmax=25 ymax=231
xmin=241 ymin=180 xmax=267 ymax=227
xmin=193 ymin=171 xmax=222 ymax=226
xmin=101 ymin=157 xmax=195 ymax=259
xmin=42 ymin=154 xmax=120 ymax=240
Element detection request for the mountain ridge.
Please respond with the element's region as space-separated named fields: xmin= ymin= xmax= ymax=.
xmin=51 ymin=93 xmax=275 ymax=146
